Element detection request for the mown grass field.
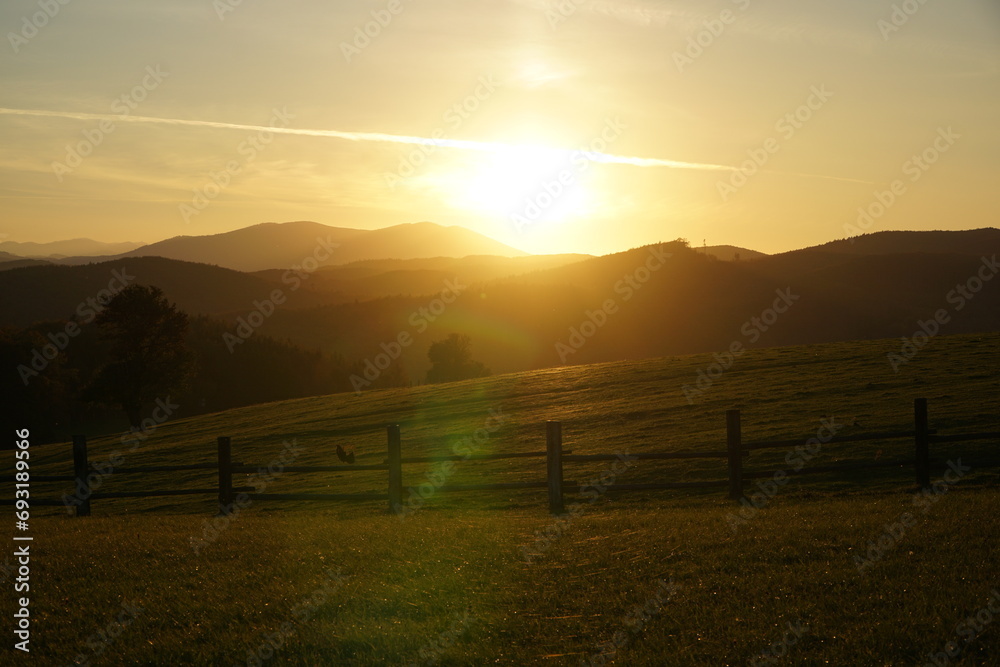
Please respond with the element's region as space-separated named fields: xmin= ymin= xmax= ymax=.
xmin=2 ymin=331 xmax=999 ymax=665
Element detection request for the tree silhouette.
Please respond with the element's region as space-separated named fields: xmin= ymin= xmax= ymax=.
xmin=85 ymin=285 xmax=190 ymax=427
xmin=426 ymin=333 xmax=490 ymax=384
xmin=1 ymin=327 xmax=76 ymax=443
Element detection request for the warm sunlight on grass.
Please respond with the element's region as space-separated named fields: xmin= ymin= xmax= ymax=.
xmin=7 ymin=491 xmax=1000 ymax=665
xmin=2 ymin=2 xmax=999 ymax=665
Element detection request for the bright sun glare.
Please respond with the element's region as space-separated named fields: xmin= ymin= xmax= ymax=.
xmin=451 ymin=143 xmax=596 ymax=229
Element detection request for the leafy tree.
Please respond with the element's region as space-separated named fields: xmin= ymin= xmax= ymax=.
xmin=0 ymin=327 xmax=75 ymax=443
xmin=85 ymin=285 xmax=190 ymax=427
xmin=180 ymin=316 xmax=386 ymax=411
xmin=426 ymin=333 xmax=490 ymax=384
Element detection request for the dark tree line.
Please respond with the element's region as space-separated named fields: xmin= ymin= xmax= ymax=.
xmin=2 ymin=284 xmax=497 ymax=443
xmin=426 ymin=333 xmax=491 ymax=384
xmin=1 ymin=285 xmax=388 ymax=443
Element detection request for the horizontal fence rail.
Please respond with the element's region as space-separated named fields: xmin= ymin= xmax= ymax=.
xmin=562 ymin=451 xmax=733 ymax=461
xmin=2 ymin=398 xmax=997 ymax=517
xmin=741 ymin=430 xmax=930 ymax=450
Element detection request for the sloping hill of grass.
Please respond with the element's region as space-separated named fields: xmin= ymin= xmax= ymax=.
xmin=18 ymin=330 xmax=1000 ymax=517
xmin=3 ymin=331 xmax=999 ymax=665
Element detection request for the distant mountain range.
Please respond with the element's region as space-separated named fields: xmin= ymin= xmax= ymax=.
xmin=0 ymin=238 xmax=143 ymax=258
xmin=2 ymin=226 xmax=998 ymax=384
xmin=1 ymin=221 xmax=767 ymax=273
xmin=27 ymin=221 xmax=528 ymax=272
xmin=231 ymin=229 xmax=1000 ymax=378
xmin=0 ymin=253 xmax=592 ymax=328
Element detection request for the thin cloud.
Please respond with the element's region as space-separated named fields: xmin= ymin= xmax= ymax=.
xmin=0 ymin=107 xmax=870 ymax=185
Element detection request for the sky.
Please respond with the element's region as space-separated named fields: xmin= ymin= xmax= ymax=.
xmin=1 ymin=0 xmax=998 ymax=256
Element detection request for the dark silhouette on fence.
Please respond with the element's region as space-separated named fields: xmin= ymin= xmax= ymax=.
xmin=4 ymin=398 xmax=998 ymax=516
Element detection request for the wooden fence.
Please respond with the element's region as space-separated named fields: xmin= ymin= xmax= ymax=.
xmin=5 ymin=398 xmax=998 ymax=517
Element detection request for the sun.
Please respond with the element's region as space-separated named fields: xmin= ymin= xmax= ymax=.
xmin=448 ymin=143 xmax=597 ymax=229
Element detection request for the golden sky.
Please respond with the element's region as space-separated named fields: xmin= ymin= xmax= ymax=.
xmin=1 ymin=0 xmax=999 ymax=255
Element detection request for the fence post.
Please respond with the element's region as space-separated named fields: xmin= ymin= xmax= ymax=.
xmin=387 ymin=424 xmax=403 ymax=514
xmin=914 ymin=398 xmax=930 ymax=490
xmin=726 ymin=409 xmax=744 ymax=501
xmin=217 ymin=436 xmax=233 ymax=514
xmin=72 ymin=435 xmax=91 ymax=517
xmin=546 ymin=421 xmax=564 ymax=515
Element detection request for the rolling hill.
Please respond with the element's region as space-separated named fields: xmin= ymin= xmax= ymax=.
xmin=3 ymin=227 xmax=998 ymax=388
xmin=0 ymin=251 xmax=46 ymax=271
xmin=0 ymin=237 xmax=143 ymax=258
xmin=0 ymin=254 xmax=591 ymax=328
xmin=0 ymin=257 xmax=335 ymax=328
xmin=58 ymin=220 xmax=528 ymax=272
xmin=251 ymin=253 xmax=593 ymax=303
xmin=243 ymin=237 xmax=1000 ymax=381
xmin=6 ymin=332 xmax=999 ymax=666
xmin=790 ymin=227 xmax=1000 ymax=257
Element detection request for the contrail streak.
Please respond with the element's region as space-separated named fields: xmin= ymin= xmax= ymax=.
xmin=0 ymin=107 xmax=871 ymax=184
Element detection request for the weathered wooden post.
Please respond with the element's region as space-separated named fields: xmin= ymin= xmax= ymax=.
xmin=914 ymin=398 xmax=930 ymax=490
xmin=546 ymin=421 xmax=565 ymax=515
xmin=726 ymin=409 xmax=744 ymax=501
xmin=217 ymin=436 xmax=233 ymax=514
xmin=387 ymin=424 xmax=403 ymax=514
xmin=72 ymin=435 xmax=91 ymax=517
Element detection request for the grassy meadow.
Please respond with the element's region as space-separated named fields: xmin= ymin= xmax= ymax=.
xmin=3 ymin=331 xmax=999 ymax=665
